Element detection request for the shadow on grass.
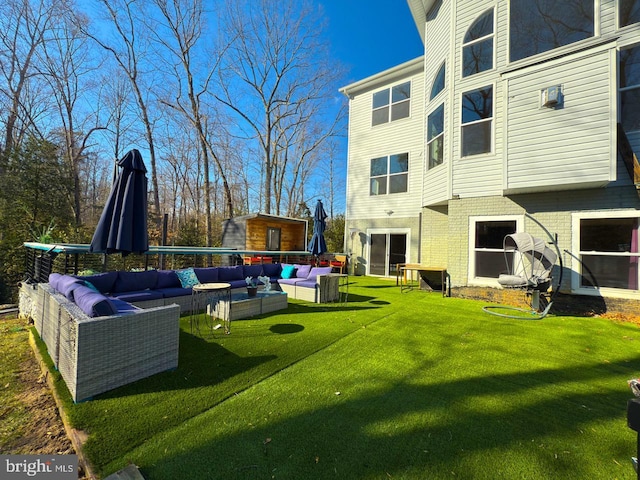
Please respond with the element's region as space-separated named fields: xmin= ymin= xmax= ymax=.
xmin=97 ymin=332 xmax=276 ymax=400
xmin=269 ymin=323 xmax=304 ymax=334
xmin=139 ymin=357 xmax=640 ymax=480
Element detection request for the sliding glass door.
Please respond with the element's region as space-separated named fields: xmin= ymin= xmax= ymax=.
xmin=369 ymin=230 xmax=408 ymax=277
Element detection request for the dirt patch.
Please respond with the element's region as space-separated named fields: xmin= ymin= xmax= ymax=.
xmin=2 ymin=342 xmax=75 ymax=456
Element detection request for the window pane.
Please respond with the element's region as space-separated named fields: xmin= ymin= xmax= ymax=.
xmin=620 ymin=47 xmax=640 ymax=88
xmin=463 ymin=38 xmax=493 ymax=77
xmin=580 ymin=218 xmax=638 ymax=252
xmin=428 ymin=135 xmax=444 ymax=169
xmin=392 ymin=82 xmax=411 ymax=102
xmin=389 ymin=173 xmax=408 ymax=193
xmin=373 ymin=89 xmax=389 ymax=109
xmin=475 ymin=221 xmax=516 ymax=249
xmin=581 ymin=254 xmax=638 ymax=289
xmin=370 ymin=177 xmax=387 ymax=195
xmin=476 ymin=251 xmax=509 ymax=278
xmin=621 ymin=90 xmax=640 ymax=131
xmin=464 ymin=10 xmax=494 ymax=43
xmin=372 ymin=107 xmax=389 ymax=126
xmin=391 ymin=101 xmax=410 ymax=121
xmin=370 ymin=157 xmax=388 ymax=176
xmin=427 ymin=104 xmax=444 ymax=141
xmin=510 ymin=0 xmax=594 ymax=62
xmin=389 ymin=153 xmax=408 ymax=174
xmin=620 ymin=0 xmax=640 ymax=27
xmin=462 ymin=121 xmax=492 ymax=156
xmin=462 ymin=87 xmax=493 ymax=123
xmin=430 ymin=63 xmax=446 ymax=99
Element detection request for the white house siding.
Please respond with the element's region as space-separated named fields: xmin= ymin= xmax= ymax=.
xmin=450 ymin=0 xmax=505 ymax=199
xmin=423 ymin=0 xmax=452 ymax=206
xmin=504 ymin=47 xmax=616 ymax=192
xmin=344 ymin=68 xmax=425 ymax=222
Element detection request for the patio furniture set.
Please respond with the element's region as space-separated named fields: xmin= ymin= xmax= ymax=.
xmin=22 ymin=262 xmax=342 ymax=402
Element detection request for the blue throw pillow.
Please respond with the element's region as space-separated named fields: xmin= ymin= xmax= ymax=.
xmin=176 ymin=267 xmax=200 ymax=288
xmin=281 ymin=265 xmax=296 ymax=279
xmin=83 ymin=280 xmax=100 ymax=293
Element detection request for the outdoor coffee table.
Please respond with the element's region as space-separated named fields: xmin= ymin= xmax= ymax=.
xmin=191 ymin=282 xmax=232 ymax=335
xmin=212 ymin=290 xmax=288 ymax=321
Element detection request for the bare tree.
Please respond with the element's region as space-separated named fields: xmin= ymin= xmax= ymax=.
xmin=82 ymin=0 xmax=162 ymax=229
xmin=38 ymin=7 xmax=107 ymax=226
xmin=0 ymin=0 xmax=62 ymax=164
xmin=216 ymin=0 xmax=345 ymax=215
xmin=150 ymin=0 xmax=233 ymax=250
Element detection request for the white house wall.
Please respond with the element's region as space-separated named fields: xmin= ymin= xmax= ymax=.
xmin=450 ymin=1 xmax=505 ymax=199
xmin=344 ymin=71 xmax=425 ymax=221
xmin=423 ymin=0 xmax=452 ymax=206
xmin=504 ymin=47 xmax=617 ymax=192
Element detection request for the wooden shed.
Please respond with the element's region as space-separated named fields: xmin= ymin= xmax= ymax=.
xmin=221 ymin=213 xmax=308 ymax=253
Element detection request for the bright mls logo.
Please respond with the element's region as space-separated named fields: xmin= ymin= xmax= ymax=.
xmin=1 ymin=455 xmax=77 ymax=479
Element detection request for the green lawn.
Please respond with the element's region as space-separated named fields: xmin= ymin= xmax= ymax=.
xmin=38 ymin=276 xmax=640 ymax=479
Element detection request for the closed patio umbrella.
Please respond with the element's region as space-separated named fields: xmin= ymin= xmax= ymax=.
xmin=89 ymin=149 xmax=149 ymax=255
xmin=307 ymin=199 xmax=328 ymax=260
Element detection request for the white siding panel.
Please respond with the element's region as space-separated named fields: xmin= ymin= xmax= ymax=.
xmin=505 ymin=48 xmax=615 ymax=191
xmin=450 ymin=1 xmax=506 ymax=198
xmin=345 ymin=71 xmax=425 ymax=220
xmin=422 ymin=0 xmax=452 ymax=206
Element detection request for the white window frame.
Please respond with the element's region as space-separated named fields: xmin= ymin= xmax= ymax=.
xmin=427 ymin=103 xmax=445 ymax=170
xmin=571 ymin=211 xmax=640 ymax=299
xmin=461 ymin=8 xmax=496 ymax=78
xmin=468 ymin=215 xmax=523 ymax=287
xmin=372 ymin=81 xmax=411 ymax=126
xmin=369 ymin=153 xmax=409 ymax=196
xmin=460 ymin=84 xmax=495 ymax=157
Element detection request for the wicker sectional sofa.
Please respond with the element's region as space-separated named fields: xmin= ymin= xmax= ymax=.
xmin=28 ymin=262 xmax=339 ymax=402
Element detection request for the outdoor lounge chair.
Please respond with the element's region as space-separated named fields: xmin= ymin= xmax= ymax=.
xmin=484 ymin=232 xmax=558 ymax=319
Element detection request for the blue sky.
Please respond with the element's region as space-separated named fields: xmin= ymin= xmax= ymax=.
xmin=321 ymin=0 xmax=424 ymax=85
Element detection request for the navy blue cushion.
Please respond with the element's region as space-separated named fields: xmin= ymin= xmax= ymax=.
xmin=113 ymin=270 xmax=158 ymax=293
xmin=48 ymin=273 xmax=63 ymax=291
xmin=228 ymin=279 xmax=249 ymax=289
xmin=194 ymin=267 xmax=219 ymax=284
xmin=156 ymin=287 xmax=192 ymax=298
xmin=155 ymin=270 xmax=181 ymax=289
xmin=262 ymin=263 xmax=282 ymax=278
xmin=110 ymin=290 xmax=164 ymax=303
xmin=243 ymin=265 xmax=263 ymax=278
xmin=218 ymin=265 xmax=244 ymax=281
xmin=110 ymin=298 xmax=139 ymax=314
xmin=75 ymin=271 xmax=118 ymax=294
xmin=73 ymin=285 xmax=118 ymax=317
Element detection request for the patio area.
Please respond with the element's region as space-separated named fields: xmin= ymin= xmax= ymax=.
xmin=25 ymin=275 xmax=640 ymax=479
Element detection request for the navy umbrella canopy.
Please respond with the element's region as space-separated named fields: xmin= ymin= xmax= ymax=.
xmin=307 ymin=199 xmax=328 ymax=257
xmin=89 ymin=149 xmax=149 ymax=255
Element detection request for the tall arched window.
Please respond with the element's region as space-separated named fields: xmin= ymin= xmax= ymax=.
xmin=463 ymin=9 xmax=494 ymax=77
xmin=430 ymin=63 xmax=446 ymax=99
